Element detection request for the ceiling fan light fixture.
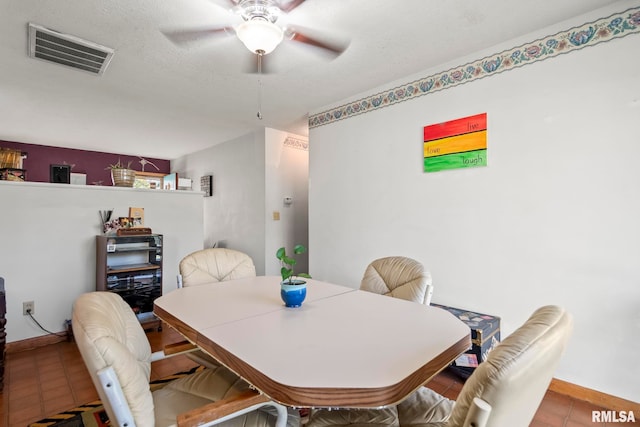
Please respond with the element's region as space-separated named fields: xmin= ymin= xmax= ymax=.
xmin=236 ymin=19 xmax=283 ymax=54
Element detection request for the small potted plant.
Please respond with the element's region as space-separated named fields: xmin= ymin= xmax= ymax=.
xmin=276 ymin=244 xmax=311 ymax=307
xmin=106 ymin=159 xmax=136 ymax=187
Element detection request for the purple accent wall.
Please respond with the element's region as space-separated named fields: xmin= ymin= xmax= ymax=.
xmin=0 ymin=140 xmax=170 ymax=185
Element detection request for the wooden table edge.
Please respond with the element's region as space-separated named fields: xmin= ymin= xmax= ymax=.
xmin=156 ymin=301 xmax=471 ymax=409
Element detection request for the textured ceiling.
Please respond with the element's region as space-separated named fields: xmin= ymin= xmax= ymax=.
xmin=0 ymin=0 xmax=623 ymax=159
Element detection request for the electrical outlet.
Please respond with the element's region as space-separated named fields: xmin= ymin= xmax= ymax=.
xmin=23 ymin=301 xmax=34 ymax=316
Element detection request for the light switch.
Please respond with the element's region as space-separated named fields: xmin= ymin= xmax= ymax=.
xmin=273 ymin=211 xmax=280 ymax=220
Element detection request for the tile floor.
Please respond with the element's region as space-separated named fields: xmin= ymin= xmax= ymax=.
xmin=0 ymin=328 xmax=626 ymax=427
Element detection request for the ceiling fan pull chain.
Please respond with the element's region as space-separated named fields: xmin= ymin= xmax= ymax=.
xmin=257 ymin=77 xmax=263 ymax=120
xmin=256 ymin=50 xmax=264 ymax=120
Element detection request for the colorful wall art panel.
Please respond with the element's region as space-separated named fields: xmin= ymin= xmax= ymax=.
xmin=423 ymin=113 xmax=487 ymax=173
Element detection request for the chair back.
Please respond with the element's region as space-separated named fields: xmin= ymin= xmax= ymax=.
xmin=360 ymin=256 xmax=433 ymax=304
xmin=73 ymin=292 xmax=155 ymax=427
xmin=179 ymin=248 xmax=256 ymax=287
xmin=447 ymin=305 xmax=573 ymax=427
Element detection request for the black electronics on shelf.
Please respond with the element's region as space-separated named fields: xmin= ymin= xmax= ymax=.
xmin=96 ymin=234 xmax=163 ymax=331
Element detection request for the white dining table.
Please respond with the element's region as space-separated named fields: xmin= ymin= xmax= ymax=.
xmin=153 ymin=276 xmax=471 ymax=409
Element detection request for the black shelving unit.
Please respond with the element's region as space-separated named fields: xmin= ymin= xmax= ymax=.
xmin=96 ymin=234 xmax=163 ymax=330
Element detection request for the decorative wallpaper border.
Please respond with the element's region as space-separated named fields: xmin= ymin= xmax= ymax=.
xmin=283 ymin=136 xmax=309 ymax=151
xmin=309 ymin=7 xmax=640 ymax=129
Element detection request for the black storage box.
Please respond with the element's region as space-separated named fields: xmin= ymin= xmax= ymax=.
xmin=432 ymin=303 xmax=501 ymax=378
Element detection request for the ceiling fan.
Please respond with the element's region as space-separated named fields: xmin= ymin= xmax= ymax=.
xmin=163 ymin=0 xmax=349 ymax=73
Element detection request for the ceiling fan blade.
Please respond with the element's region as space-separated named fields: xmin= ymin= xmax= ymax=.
xmin=161 ymin=26 xmax=234 ymax=47
xmin=208 ymin=0 xmax=242 ymax=14
xmin=286 ymin=27 xmax=349 ymax=56
xmin=278 ymin=0 xmax=306 ymax=13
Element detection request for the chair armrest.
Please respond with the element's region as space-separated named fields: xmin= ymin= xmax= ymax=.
xmin=424 ymin=284 xmax=434 ymax=306
xmin=151 ymin=340 xmax=199 ymax=362
xmin=97 ymin=366 xmax=135 ymax=427
xmin=462 ymin=397 xmax=492 ymax=427
xmin=177 ymin=389 xmax=287 ymax=427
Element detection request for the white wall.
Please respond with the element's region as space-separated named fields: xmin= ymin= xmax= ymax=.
xmin=308 ymin=19 xmax=640 ymax=402
xmin=264 ymin=128 xmax=309 ymax=276
xmin=172 ymin=131 xmax=267 ymax=272
xmin=0 ymin=181 xmax=203 ymax=342
xmin=172 ymin=128 xmax=309 ymax=275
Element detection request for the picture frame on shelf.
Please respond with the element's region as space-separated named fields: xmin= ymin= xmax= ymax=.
xmin=129 ymin=207 xmax=144 ymax=227
xmin=50 ymin=164 xmax=71 ymax=183
xmin=118 ymin=217 xmax=133 ymax=228
xmin=70 ymin=172 xmax=86 ymax=185
xmin=134 ymin=171 xmax=164 ymax=189
xmin=163 ymin=172 xmax=178 ymax=190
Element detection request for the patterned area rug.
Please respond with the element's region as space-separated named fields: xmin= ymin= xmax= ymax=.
xmin=28 ymin=366 xmax=203 ymax=427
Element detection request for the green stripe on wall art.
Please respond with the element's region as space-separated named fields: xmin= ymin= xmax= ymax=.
xmin=424 ymin=149 xmax=487 ymax=173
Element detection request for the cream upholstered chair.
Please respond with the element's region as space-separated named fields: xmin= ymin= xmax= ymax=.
xmin=360 ymin=256 xmax=434 ymax=305
xmin=73 ymin=292 xmax=298 ymax=427
xmin=307 ymin=305 xmax=573 ymax=427
xmin=176 ymin=248 xmax=257 ymax=369
xmin=177 ymin=248 xmax=256 ymax=287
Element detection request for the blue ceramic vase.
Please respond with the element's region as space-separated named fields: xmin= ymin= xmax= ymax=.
xmin=280 ymin=280 xmax=307 ymax=307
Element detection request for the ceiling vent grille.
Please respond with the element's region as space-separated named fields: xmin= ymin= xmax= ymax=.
xmin=28 ymin=23 xmax=114 ymax=75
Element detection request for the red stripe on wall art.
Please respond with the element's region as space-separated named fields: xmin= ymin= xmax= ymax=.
xmin=423 ymin=113 xmax=487 ymax=142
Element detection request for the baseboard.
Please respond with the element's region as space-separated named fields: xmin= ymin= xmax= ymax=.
xmin=6 ymin=332 xmax=68 ymax=353
xmin=549 ymin=378 xmax=640 ymax=412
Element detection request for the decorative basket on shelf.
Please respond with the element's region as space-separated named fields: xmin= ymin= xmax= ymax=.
xmin=111 ymin=168 xmax=136 ymax=187
xmin=107 ymin=160 xmax=136 ymax=187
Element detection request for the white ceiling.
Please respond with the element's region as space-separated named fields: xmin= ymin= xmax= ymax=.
xmin=0 ymin=0 xmax=621 ymax=159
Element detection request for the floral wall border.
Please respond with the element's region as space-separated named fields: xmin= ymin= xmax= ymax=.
xmin=309 ymin=7 xmax=640 ymax=129
xmin=283 ymin=136 xmax=309 ymax=151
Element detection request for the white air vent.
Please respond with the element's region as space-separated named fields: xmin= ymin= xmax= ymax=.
xmin=28 ymin=23 xmax=114 ymax=75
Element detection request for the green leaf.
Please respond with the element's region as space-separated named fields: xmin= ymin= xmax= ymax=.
xmin=297 ymin=273 xmax=311 ymax=279
xmin=276 ymin=247 xmax=286 ymax=260
xmin=281 ymin=267 xmax=292 ymax=280
xmin=293 ymin=244 xmax=306 ymax=254
xmin=282 ymin=256 xmax=296 ymax=266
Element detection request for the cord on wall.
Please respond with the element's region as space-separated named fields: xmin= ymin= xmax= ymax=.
xmin=26 ymin=310 xmax=67 ymax=338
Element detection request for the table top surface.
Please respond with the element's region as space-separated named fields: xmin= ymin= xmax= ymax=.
xmin=154 ymin=276 xmax=471 ymax=408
